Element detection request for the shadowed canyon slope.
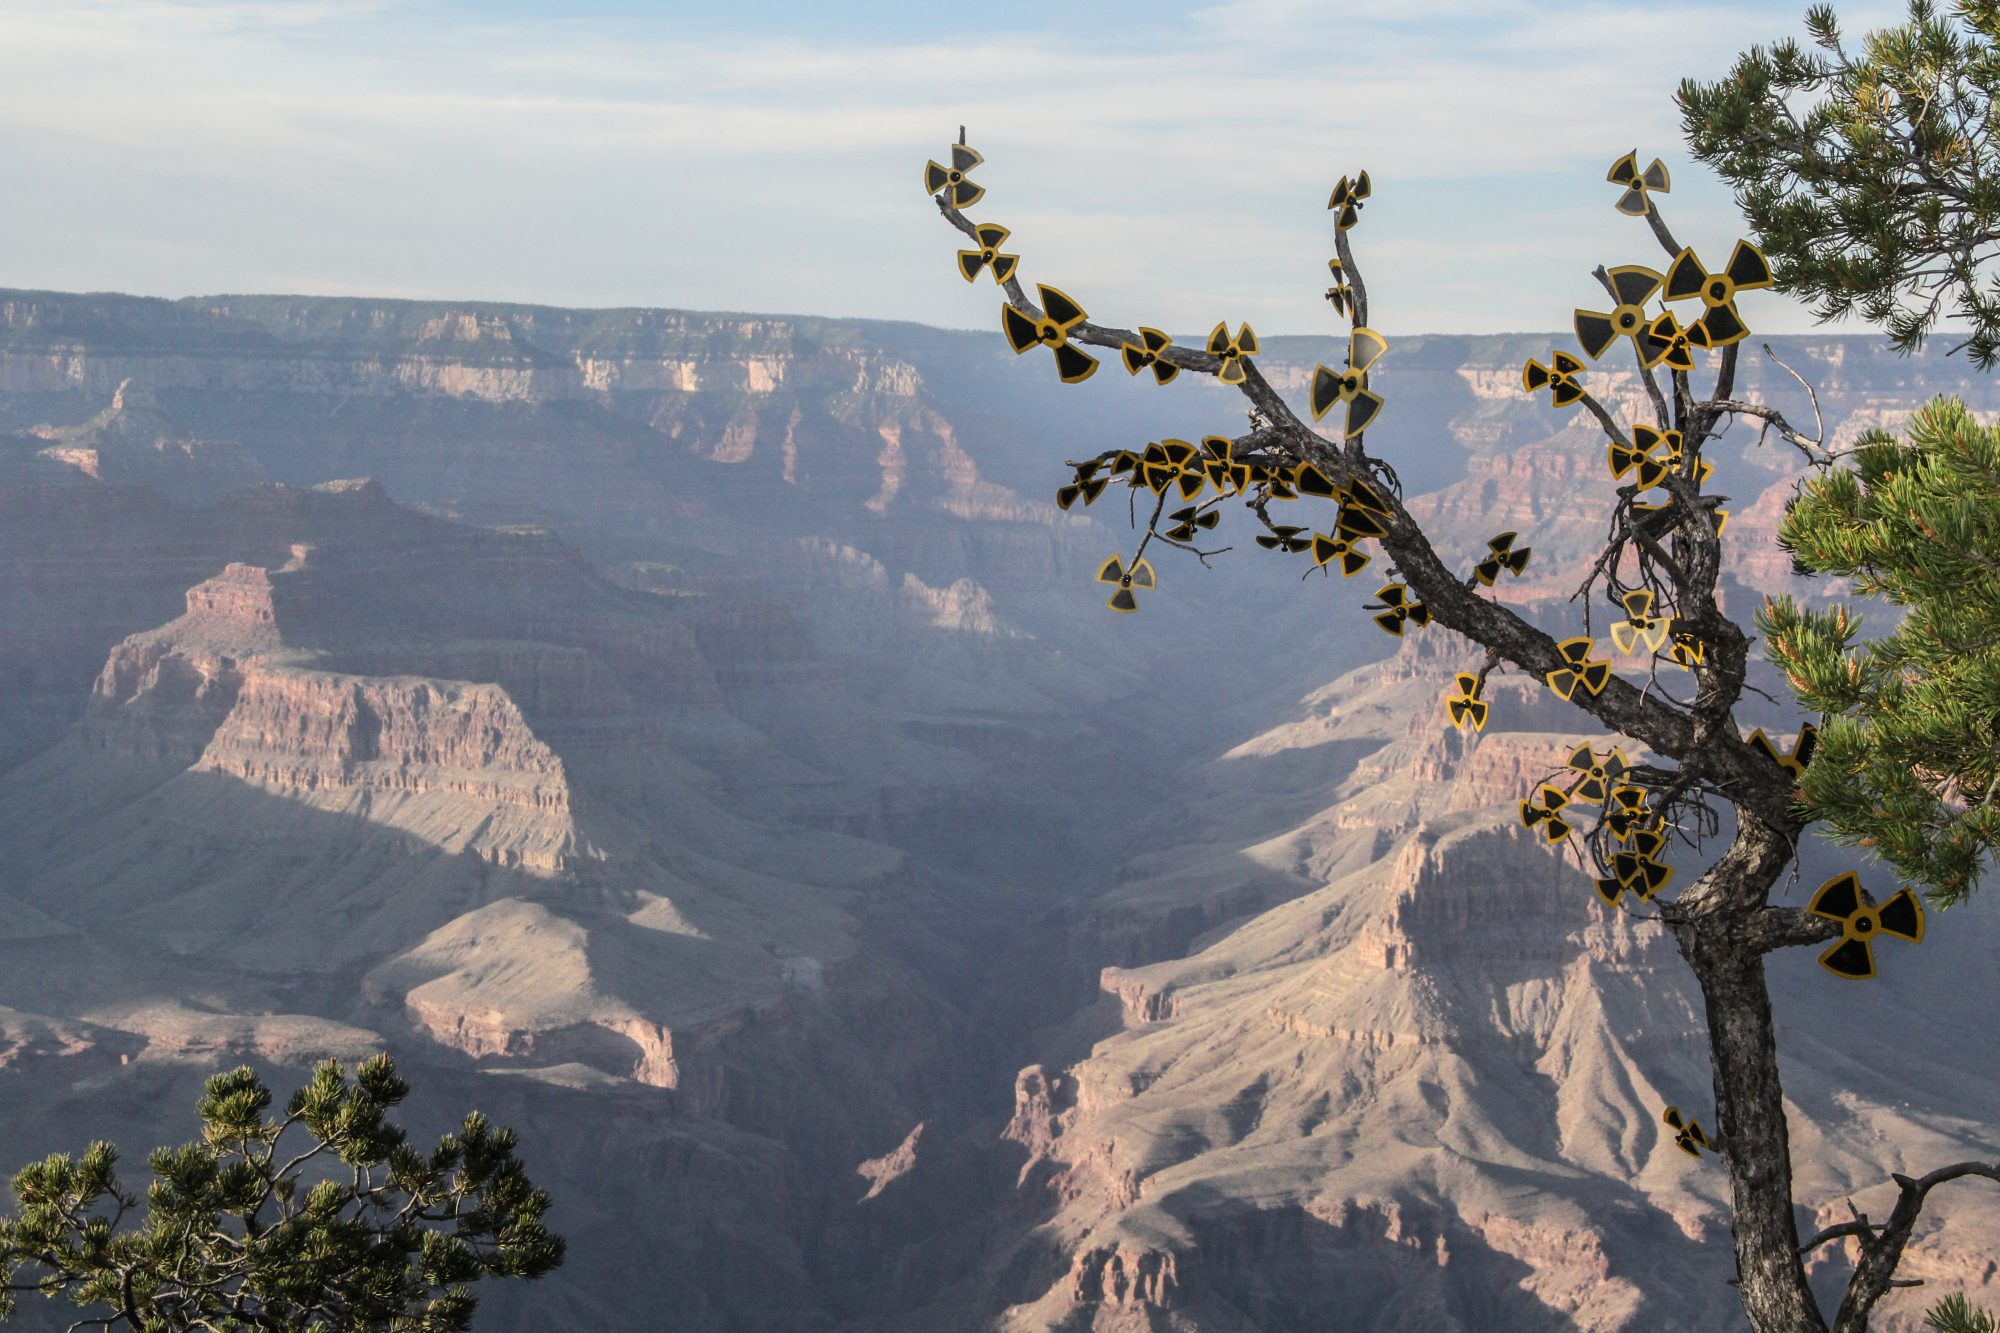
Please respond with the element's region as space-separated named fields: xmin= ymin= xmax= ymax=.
xmin=0 ymin=289 xmax=1996 ymax=1330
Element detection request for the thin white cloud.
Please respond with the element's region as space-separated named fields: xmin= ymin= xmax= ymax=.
xmin=0 ymin=0 xmax=1931 ymax=333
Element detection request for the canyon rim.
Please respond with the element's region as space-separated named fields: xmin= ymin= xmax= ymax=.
xmin=0 ymin=291 xmax=1995 ymax=1329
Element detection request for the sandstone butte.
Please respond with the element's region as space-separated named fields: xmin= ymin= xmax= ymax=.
xmin=0 ymin=290 xmax=1993 ymax=1331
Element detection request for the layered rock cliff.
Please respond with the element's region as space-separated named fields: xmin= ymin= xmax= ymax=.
xmin=988 ymin=657 xmax=2000 ymax=1333
xmin=3 ymin=289 xmax=1997 ymax=1331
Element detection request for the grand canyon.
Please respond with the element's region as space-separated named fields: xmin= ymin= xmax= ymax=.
xmin=0 ymin=289 xmax=1995 ymax=1330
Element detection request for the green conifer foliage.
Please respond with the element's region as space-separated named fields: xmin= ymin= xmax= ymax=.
xmin=0 ymin=1056 xmax=562 ymax=1330
xmin=1929 ymin=1294 xmax=2000 ymax=1333
xmin=1680 ymin=1 xmax=2000 ymax=366
xmin=1762 ymin=397 xmax=2000 ymax=907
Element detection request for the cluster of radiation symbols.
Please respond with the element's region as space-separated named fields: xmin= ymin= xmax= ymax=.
xmin=923 ymin=139 xmax=1391 ymax=615
xmin=1512 ymin=154 xmax=1929 ymax=1000
xmin=927 ymin=142 xmax=1929 ymax=1020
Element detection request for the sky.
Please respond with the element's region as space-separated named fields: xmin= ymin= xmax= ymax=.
xmin=0 ymin=0 xmax=1916 ymax=337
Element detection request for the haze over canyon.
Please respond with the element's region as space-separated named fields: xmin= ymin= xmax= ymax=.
xmin=0 ymin=289 xmax=1994 ymax=1330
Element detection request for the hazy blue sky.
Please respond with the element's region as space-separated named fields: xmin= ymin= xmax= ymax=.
xmin=0 ymin=0 xmax=1912 ymax=335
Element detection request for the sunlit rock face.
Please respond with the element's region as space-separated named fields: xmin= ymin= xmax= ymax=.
xmin=0 ymin=290 xmax=1995 ymax=1330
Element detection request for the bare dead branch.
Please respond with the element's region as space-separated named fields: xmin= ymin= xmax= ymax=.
xmin=1831 ymin=1161 xmax=2000 ymax=1333
xmin=1336 ymin=226 xmax=1369 ymax=332
xmin=1801 ymin=1218 xmax=1885 ymax=1256
xmin=1642 ymin=196 xmax=1685 ymax=260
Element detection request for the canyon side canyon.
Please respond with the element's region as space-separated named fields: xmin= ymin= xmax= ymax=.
xmin=0 ymin=289 xmax=1995 ymax=1330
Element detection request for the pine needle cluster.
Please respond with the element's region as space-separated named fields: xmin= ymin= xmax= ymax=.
xmin=1761 ymin=397 xmax=2000 ymax=907
xmin=1680 ymin=1 xmax=2000 ymax=366
xmin=0 ymin=1057 xmax=563 ymax=1330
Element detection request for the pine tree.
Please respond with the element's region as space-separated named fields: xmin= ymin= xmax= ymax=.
xmin=0 ymin=1056 xmax=563 ymax=1330
xmin=921 ymin=125 xmax=1999 ymax=1332
xmin=1684 ymin=12 xmax=2000 ymax=1327
xmin=1679 ymin=0 xmax=2000 ymax=367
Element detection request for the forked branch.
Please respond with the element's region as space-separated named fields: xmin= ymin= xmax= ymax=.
xmin=1830 ymin=1161 xmax=2000 ymax=1333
